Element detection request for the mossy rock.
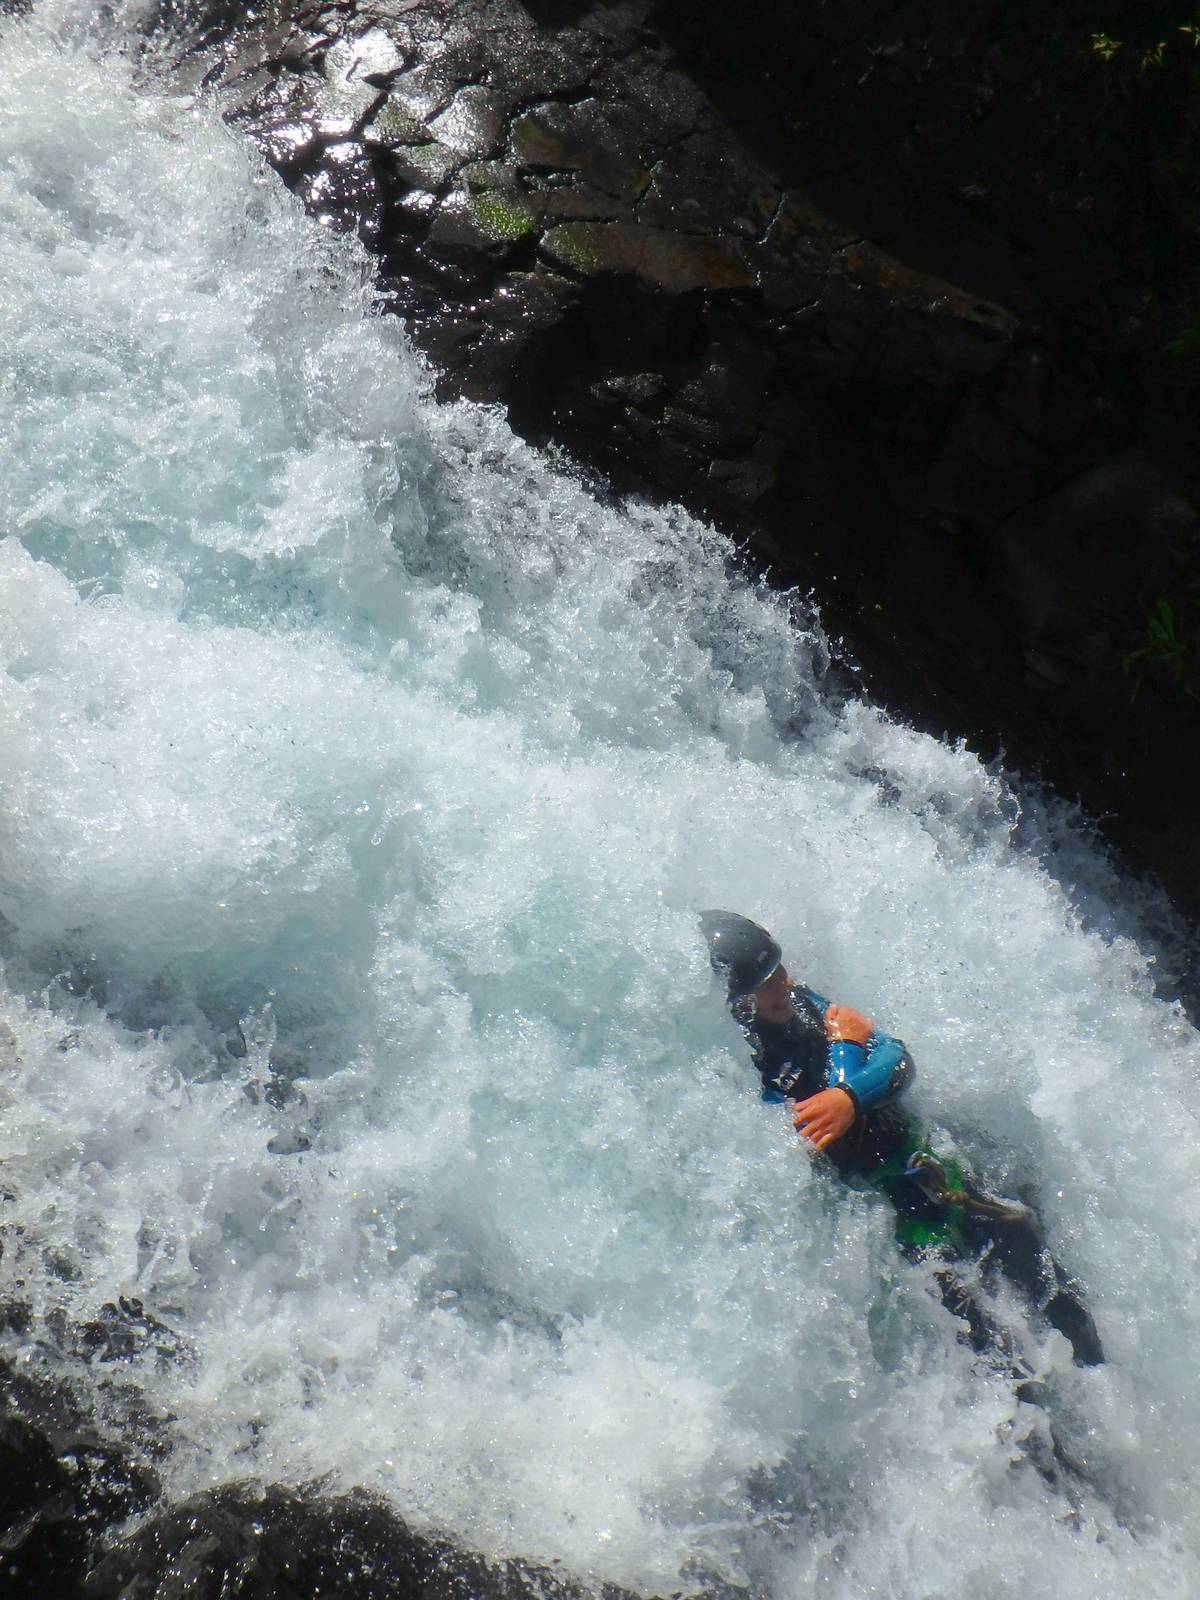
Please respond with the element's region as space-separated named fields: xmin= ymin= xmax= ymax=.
xmin=541 ymin=222 xmax=754 ymax=292
xmin=467 ymin=192 xmax=539 ymax=242
xmin=365 ymin=100 xmax=428 ymax=147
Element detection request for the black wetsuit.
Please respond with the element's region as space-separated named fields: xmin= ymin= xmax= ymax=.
xmin=741 ymin=985 xmax=1103 ymax=1368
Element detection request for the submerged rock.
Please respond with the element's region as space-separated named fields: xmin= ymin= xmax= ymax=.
xmin=84 ymin=1482 xmax=653 ymax=1600
xmin=0 ymin=1342 xmax=662 ymax=1600
xmin=0 ymin=1357 xmax=160 ymax=1600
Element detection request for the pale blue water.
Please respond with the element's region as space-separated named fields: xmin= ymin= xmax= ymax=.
xmin=1 ymin=6 xmax=1198 ymax=1597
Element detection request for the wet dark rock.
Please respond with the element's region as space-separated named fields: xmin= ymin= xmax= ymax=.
xmin=0 ymin=1355 xmax=161 ymax=1600
xmin=298 ymin=140 xmax=385 ymax=242
xmin=266 ymin=1128 xmax=312 ymax=1153
xmin=0 ymin=1415 xmax=84 ymax=1598
xmin=56 ymin=1296 xmax=194 ymax=1370
xmin=427 ymin=82 xmax=507 ymax=159
xmin=540 ymin=221 xmax=754 ymax=293
xmin=0 ymin=1350 xmax=651 ymax=1600
xmin=83 ymin=1482 xmax=650 ymax=1600
xmin=0 ymin=1274 xmax=629 ymax=1600
xmin=171 ymin=0 xmax=1200 ymax=915
xmin=512 ymin=101 xmax=649 ymax=202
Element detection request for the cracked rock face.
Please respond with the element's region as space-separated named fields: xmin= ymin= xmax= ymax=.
xmin=204 ymin=0 xmax=1019 ymax=461
xmin=171 ymin=0 xmax=1200 ymax=915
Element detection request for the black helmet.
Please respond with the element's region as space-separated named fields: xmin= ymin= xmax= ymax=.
xmin=699 ymin=910 xmax=782 ymax=1001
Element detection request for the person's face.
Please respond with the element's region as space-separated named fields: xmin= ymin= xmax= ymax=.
xmin=752 ymin=963 xmax=793 ymax=1024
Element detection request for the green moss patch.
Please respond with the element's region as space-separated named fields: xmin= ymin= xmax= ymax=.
xmin=467 ymin=192 xmax=539 ymax=242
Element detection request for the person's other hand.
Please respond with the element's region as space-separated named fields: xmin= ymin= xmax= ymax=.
xmin=792 ymin=1086 xmax=855 ymax=1149
xmin=824 ymin=1002 xmax=873 ymax=1045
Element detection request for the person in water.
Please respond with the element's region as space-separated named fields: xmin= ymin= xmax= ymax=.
xmin=700 ymin=910 xmax=1103 ymax=1369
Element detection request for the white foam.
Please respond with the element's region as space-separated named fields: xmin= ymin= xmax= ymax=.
xmin=1 ymin=6 xmax=1199 ymax=1596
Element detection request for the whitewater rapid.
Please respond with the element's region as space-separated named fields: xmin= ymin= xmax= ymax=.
xmin=1 ymin=6 xmax=1198 ymax=1597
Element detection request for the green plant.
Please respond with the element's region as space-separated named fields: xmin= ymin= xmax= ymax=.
xmin=1089 ymin=31 xmax=1123 ymax=60
xmin=1168 ymin=319 xmax=1200 ymax=357
xmin=1123 ymin=596 xmax=1200 ymax=700
xmin=1088 ymin=20 xmax=1200 ymax=69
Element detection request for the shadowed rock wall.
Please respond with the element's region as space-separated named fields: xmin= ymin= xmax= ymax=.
xmin=174 ymin=0 xmax=1200 ymax=901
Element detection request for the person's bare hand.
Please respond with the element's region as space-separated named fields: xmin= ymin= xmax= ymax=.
xmin=792 ymin=1086 xmax=855 ymax=1150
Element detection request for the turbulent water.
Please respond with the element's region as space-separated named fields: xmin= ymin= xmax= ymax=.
xmin=2 ymin=6 xmax=1199 ymax=1597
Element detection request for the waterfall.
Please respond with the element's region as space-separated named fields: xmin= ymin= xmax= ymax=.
xmin=1 ymin=5 xmax=1198 ymax=1596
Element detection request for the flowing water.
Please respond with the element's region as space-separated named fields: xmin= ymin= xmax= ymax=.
xmin=1 ymin=6 xmax=1199 ymax=1597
